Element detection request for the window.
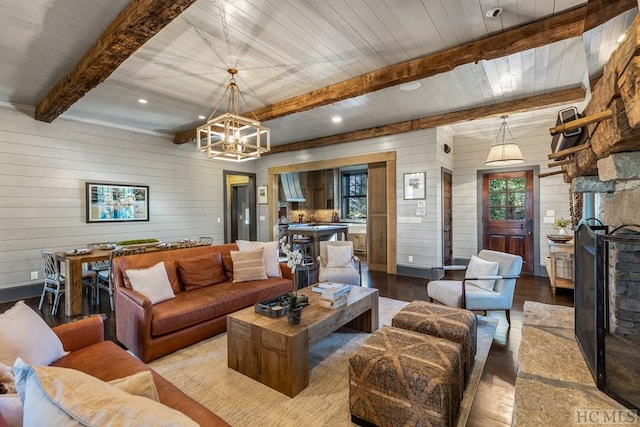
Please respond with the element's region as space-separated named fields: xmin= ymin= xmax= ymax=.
xmin=488 ymin=177 xmax=525 ymax=220
xmin=341 ymin=170 xmax=367 ymax=219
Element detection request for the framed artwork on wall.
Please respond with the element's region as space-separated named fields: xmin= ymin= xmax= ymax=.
xmin=403 ymin=172 xmax=426 ymax=200
xmin=86 ymin=182 xmax=149 ymax=223
xmin=257 ymin=185 xmax=268 ymax=204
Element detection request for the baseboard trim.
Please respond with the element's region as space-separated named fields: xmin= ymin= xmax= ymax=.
xmin=396 ymin=265 xmax=430 ymax=279
xmin=0 ymin=283 xmax=42 ymax=304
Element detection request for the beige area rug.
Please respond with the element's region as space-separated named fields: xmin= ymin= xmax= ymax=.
xmin=514 ymin=302 xmax=629 ymax=427
xmin=150 ymin=298 xmax=497 ymax=427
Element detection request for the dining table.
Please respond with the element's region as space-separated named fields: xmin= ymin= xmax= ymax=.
xmin=55 ymin=249 xmax=112 ymax=317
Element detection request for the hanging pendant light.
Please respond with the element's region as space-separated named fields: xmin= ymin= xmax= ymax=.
xmin=196 ymin=69 xmax=270 ymax=162
xmin=484 ymin=115 xmax=525 ymax=166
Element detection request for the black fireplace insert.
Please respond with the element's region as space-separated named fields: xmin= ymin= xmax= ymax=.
xmin=574 ymin=220 xmax=640 ymax=410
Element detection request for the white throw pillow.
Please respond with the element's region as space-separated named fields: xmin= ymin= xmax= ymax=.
xmin=236 ymin=240 xmax=282 ymax=278
xmin=0 ymin=301 xmax=67 ymax=368
xmin=125 ymin=262 xmax=175 ymax=304
xmin=13 ymin=358 xmax=198 ymax=427
xmin=465 ymin=255 xmax=500 ymax=291
xmin=327 ymin=244 xmax=354 ymax=268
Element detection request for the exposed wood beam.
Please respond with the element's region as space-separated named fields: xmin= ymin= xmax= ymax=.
xmin=584 ymin=0 xmax=637 ymax=32
xmin=267 ymin=86 xmax=586 ymax=155
xmin=34 ymin=0 xmax=197 ymax=123
xmin=174 ymin=2 xmax=635 ymax=144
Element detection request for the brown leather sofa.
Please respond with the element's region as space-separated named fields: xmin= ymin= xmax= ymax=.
xmin=52 ymin=315 xmax=229 ymax=426
xmin=113 ymin=243 xmax=294 ymax=362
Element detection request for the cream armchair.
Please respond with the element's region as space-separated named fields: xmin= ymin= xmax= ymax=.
xmin=317 ymin=241 xmax=362 ymax=286
xmin=427 ymin=250 xmax=522 ymax=324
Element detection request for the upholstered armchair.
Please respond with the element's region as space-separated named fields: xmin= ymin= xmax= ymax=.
xmin=427 ymin=250 xmax=522 ymax=324
xmin=317 ymin=241 xmax=362 ymax=286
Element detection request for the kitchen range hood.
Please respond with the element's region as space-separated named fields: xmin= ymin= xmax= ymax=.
xmin=280 ymin=172 xmax=306 ymax=202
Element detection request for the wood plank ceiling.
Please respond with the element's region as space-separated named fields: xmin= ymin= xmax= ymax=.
xmin=0 ymin=0 xmax=637 ymax=148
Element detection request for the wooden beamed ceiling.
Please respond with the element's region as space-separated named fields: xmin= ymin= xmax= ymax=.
xmin=174 ymin=0 xmax=636 ymax=145
xmin=267 ymin=86 xmax=586 ymax=155
xmin=32 ymin=0 xmax=636 ymax=149
xmin=34 ymin=0 xmax=197 ymax=123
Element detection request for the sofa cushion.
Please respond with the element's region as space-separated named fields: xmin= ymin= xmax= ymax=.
xmin=0 ymin=301 xmax=67 ymax=367
xmin=150 ymin=278 xmax=293 ymax=337
xmin=177 ymin=252 xmax=227 ymax=291
xmin=236 ymin=240 xmax=282 ymax=278
xmin=222 ymin=255 xmax=234 ymax=281
xmin=14 ymin=358 xmax=198 ymax=427
xmin=162 ymin=260 xmax=182 ymax=294
xmin=125 ymin=262 xmax=175 ymax=304
xmin=230 ymin=249 xmax=268 ymax=283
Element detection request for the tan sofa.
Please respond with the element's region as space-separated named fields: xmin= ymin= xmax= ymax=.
xmin=113 ymin=243 xmax=294 ymax=362
xmin=52 ymin=315 xmax=228 ymax=426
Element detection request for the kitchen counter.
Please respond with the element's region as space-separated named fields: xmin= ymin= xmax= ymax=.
xmin=286 ymin=224 xmax=349 ymax=263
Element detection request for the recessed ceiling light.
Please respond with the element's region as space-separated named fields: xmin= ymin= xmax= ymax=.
xmin=198 ymin=115 xmax=206 ymax=120
xmin=486 ymin=7 xmax=503 ymax=18
xmin=138 ymin=98 xmax=148 ymax=104
xmin=399 ymin=81 xmax=421 ymax=91
xmin=616 ymin=32 xmax=626 ymax=43
xmin=332 ymin=116 xmax=342 ymax=123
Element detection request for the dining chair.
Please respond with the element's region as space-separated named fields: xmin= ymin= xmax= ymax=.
xmin=96 ymin=247 xmax=146 ymax=311
xmin=87 ymin=242 xmax=114 ymax=279
xmin=198 ymin=236 xmax=214 ymax=245
xmin=38 ymin=251 xmax=97 ymax=315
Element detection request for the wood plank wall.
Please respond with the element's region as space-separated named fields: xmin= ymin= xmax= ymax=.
xmin=451 ymin=110 xmax=573 ymax=272
xmin=0 ymin=106 xmax=252 ymax=291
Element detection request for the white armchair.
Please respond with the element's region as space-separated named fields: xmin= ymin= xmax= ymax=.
xmin=317 ymin=241 xmax=362 ymax=286
xmin=427 ymin=250 xmax=522 ymax=324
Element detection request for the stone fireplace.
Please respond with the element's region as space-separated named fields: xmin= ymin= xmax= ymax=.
xmin=572 ymin=152 xmax=640 ymax=410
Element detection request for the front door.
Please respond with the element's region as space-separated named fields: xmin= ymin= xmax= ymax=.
xmin=481 ymin=170 xmax=534 ymax=273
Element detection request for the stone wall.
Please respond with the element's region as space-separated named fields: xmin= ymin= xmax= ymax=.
xmin=608 ymin=237 xmax=640 ymax=337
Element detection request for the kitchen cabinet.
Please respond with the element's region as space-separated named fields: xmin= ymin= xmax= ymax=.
xmin=295 ymin=170 xmax=335 ymax=210
xmin=349 ymin=233 xmax=367 ymax=253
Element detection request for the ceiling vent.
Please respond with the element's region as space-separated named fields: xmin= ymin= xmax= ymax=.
xmin=280 ymin=173 xmax=306 ymax=202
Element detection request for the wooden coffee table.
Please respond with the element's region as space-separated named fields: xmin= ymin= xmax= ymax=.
xmin=227 ymin=286 xmax=379 ymax=397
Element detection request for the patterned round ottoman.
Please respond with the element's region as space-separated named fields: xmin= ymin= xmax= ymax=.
xmin=349 ymin=326 xmax=463 ymax=427
xmin=392 ymin=301 xmax=477 ymax=382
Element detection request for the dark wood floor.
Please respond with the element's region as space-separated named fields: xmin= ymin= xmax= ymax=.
xmin=2 ymin=263 xmax=573 ymax=426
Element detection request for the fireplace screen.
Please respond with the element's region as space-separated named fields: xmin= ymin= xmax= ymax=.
xmin=575 ymin=221 xmax=640 ymax=410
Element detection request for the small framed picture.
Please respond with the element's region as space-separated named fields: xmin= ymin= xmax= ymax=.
xmin=403 ymin=172 xmax=426 ymax=200
xmin=257 ymin=185 xmax=268 ymax=204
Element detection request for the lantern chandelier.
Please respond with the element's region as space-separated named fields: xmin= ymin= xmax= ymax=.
xmin=484 ymin=115 xmax=525 ymax=166
xmin=196 ymin=69 xmax=270 ymax=162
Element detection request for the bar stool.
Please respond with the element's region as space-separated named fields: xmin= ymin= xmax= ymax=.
xmin=292 ymin=236 xmax=314 ymax=286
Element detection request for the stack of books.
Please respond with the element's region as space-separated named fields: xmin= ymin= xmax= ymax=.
xmin=313 ymin=282 xmax=351 ymax=309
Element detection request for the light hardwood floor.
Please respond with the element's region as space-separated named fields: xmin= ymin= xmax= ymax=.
xmin=3 ymin=262 xmax=573 ymax=426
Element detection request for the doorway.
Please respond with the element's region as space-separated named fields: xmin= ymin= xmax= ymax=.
xmin=223 ymin=171 xmax=257 ymax=243
xmin=442 ymin=168 xmax=453 ymax=266
xmin=480 ymin=169 xmax=535 ymax=273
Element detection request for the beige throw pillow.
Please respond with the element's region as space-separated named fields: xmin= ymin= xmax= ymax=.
xmin=13 ymin=358 xmax=198 ymax=427
xmin=231 ymin=249 xmax=268 ymax=283
xmin=236 ymin=240 xmax=282 ymax=278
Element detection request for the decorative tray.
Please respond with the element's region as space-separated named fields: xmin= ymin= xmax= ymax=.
xmin=547 ymin=234 xmax=573 ymax=243
xmin=255 ymin=293 xmax=309 ymax=318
